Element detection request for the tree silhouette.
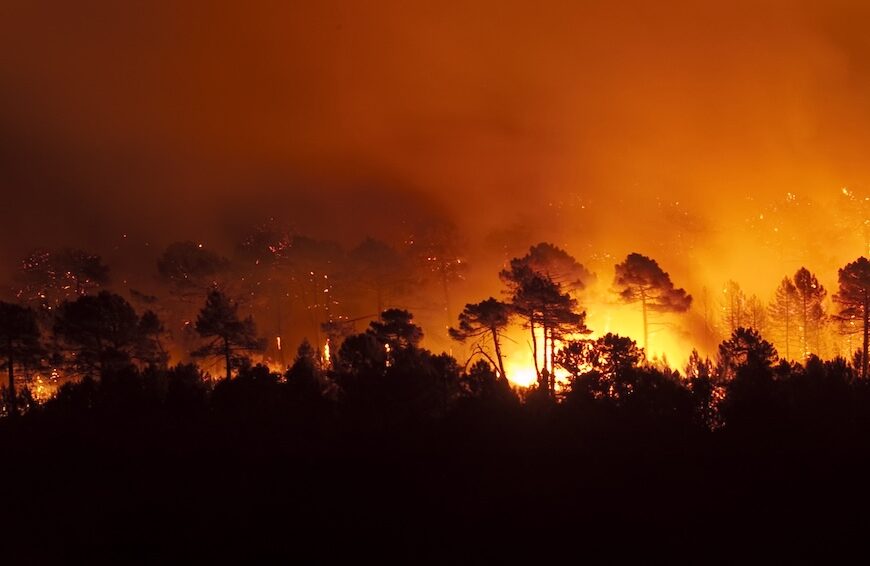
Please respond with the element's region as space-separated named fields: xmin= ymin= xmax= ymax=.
xmin=557 ymin=333 xmax=644 ymax=389
xmin=192 ymin=290 xmax=265 ymax=381
xmin=793 ymin=267 xmax=827 ymax=358
xmin=768 ymin=276 xmax=799 ymax=360
xmin=509 ymin=270 xmax=589 ymax=395
xmin=717 ymin=327 xmax=778 ymax=379
xmin=136 ymin=310 xmax=169 ymax=368
xmin=501 ymin=244 xmax=592 ymax=393
xmin=53 ymin=291 xmax=151 ymax=378
xmin=613 ymin=253 xmax=692 ymax=349
xmin=0 ymin=302 xmax=42 ymax=416
xmin=834 ymin=257 xmax=870 ymax=379
xmin=502 ymin=242 xmax=594 ymax=293
xmin=449 ymin=298 xmax=512 ymax=381
xmin=368 ymin=308 xmax=423 ymax=351
xmin=285 ymin=340 xmax=324 ymax=401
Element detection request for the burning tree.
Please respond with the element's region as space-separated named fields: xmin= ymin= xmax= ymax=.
xmin=449 ymin=298 xmax=512 ymax=381
xmin=613 ymin=253 xmax=692 ymax=349
xmin=192 ymin=290 xmax=265 ymax=381
xmin=157 ymin=241 xmax=231 ymax=299
xmin=15 ymin=248 xmax=109 ymax=312
xmin=0 ymin=302 xmax=42 ymax=416
xmin=833 ymin=257 xmax=870 ymax=379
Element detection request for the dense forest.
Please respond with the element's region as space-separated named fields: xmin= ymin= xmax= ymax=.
xmin=3 ymin=235 xmax=870 ymax=560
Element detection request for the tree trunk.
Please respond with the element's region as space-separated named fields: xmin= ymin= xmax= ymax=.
xmin=641 ymin=291 xmax=649 ymax=352
xmin=224 ymin=337 xmax=232 ymax=381
xmin=7 ymin=342 xmax=16 ymax=418
xmin=784 ymin=293 xmax=790 ymax=361
xmin=491 ymin=328 xmax=507 ymax=382
xmin=802 ymin=295 xmax=808 ymax=359
xmin=863 ymin=290 xmax=869 ymax=380
xmin=530 ymin=320 xmax=540 ymax=378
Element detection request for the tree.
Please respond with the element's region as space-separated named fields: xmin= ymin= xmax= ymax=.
xmin=745 ymin=294 xmax=767 ymax=334
xmin=557 ymin=333 xmax=644 ymax=387
xmin=503 ymin=242 xmax=594 ymax=293
xmin=613 ymin=253 xmax=692 ymax=349
xmin=685 ymin=349 xmax=720 ymax=429
xmin=834 ymin=257 xmax=870 ymax=379
xmin=721 ymin=280 xmax=747 ymax=333
xmin=793 ymin=267 xmax=827 ymax=358
xmin=285 ymin=340 xmax=324 ymax=401
xmin=192 ymin=290 xmax=265 ymax=381
xmin=15 ymin=248 xmax=109 ymax=311
xmin=136 ymin=310 xmax=169 ymax=368
xmin=449 ymin=298 xmax=512 ymax=381
xmin=0 ymin=302 xmax=42 ymax=416
xmin=368 ymin=309 xmax=423 ymax=351
xmin=157 ymin=241 xmax=230 ymax=298
xmin=500 ymin=244 xmax=593 ymax=394
xmin=768 ymin=277 xmax=799 ymax=360
xmin=53 ymin=291 xmax=153 ymax=378
xmin=509 ymin=271 xmax=589 ymax=395
xmin=717 ymin=327 xmax=778 ymax=379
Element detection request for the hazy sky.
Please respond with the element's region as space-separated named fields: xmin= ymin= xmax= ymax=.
xmin=3 ymin=0 xmax=870 ymax=294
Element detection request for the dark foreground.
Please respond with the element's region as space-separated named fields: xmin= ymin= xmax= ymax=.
xmin=3 ymin=383 xmax=870 ymax=564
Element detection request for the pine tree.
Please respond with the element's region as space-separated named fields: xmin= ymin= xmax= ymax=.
xmin=0 ymin=302 xmax=42 ymax=416
xmin=768 ymin=277 xmax=799 ymax=361
xmin=793 ymin=267 xmax=827 ymax=358
xmin=193 ymin=290 xmax=265 ymax=381
xmin=449 ymin=298 xmax=512 ymax=382
xmin=613 ymin=253 xmax=692 ymax=350
xmin=834 ymin=257 xmax=870 ymax=378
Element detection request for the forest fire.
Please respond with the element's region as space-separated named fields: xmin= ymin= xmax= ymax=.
xmin=9 ymin=1 xmax=870 ymax=560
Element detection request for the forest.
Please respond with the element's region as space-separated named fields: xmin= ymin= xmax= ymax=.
xmin=3 ymin=232 xmax=870 ymax=561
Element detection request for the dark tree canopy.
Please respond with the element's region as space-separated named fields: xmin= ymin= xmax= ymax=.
xmin=192 ymin=290 xmax=265 ymax=381
xmin=501 ymin=242 xmax=594 ymax=293
xmin=53 ymin=291 xmax=154 ymax=378
xmin=449 ymin=297 xmax=512 ymax=381
xmin=717 ymin=327 xmax=778 ymax=378
xmin=0 ymin=301 xmax=42 ymax=416
xmin=834 ymin=257 xmax=870 ymax=378
xmin=793 ymin=267 xmax=827 ymax=358
xmin=367 ymin=308 xmax=424 ymax=351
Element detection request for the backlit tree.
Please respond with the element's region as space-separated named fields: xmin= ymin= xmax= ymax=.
xmin=613 ymin=253 xmax=692 ymax=349
xmin=834 ymin=257 xmax=870 ymax=379
xmin=193 ymin=290 xmax=265 ymax=381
